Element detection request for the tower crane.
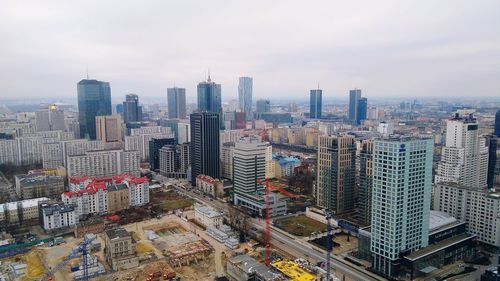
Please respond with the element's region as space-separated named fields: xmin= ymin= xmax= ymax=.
xmin=41 ymin=235 xmax=96 ymax=281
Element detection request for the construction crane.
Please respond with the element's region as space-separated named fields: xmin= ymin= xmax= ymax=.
xmin=42 ymin=235 xmax=96 ymax=281
xmin=325 ymin=211 xmax=335 ymax=281
xmin=256 ymin=178 xmax=271 ymax=266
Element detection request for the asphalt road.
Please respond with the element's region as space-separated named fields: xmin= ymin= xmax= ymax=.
xmin=163 ymin=178 xmax=386 ymax=281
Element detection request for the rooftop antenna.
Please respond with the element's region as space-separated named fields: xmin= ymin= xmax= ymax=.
xmin=207 ymin=68 xmax=211 ymax=82
xmin=86 ymin=66 xmax=89 ymax=79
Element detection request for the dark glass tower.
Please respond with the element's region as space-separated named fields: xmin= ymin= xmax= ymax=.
xmin=149 ymin=137 xmax=176 ymax=171
xmin=309 ymin=89 xmax=322 ymax=119
xmin=348 ymin=89 xmax=361 ymax=124
xmin=167 ymin=87 xmax=187 ymax=119
xmin=495 ymin=110 xmax=500 ymax=137
xmin=77 ymin=79 xmax=112 ymax=139
xmin=357 ymin=97 xmax=368 ymax=125
xmin=190 ymin=112 xmax=220 ymax=184
xmin=197 ymin=76 xmax=223 ymax=129
xmin=123 ymin=94 xmax=142 ymax=124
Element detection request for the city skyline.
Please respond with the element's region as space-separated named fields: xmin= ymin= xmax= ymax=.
xmin=1 ymin=1 xmax=499 ymax=101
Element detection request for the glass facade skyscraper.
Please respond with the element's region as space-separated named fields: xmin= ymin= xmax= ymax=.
xmin=123 ymin=94 xmax=142 ymax=124
xmin=167 ymin=87 xmax=186 ymax=119
xmin=238 ymin=77 xmax=253 ymax=121
xmin=77 ymin=79 xmax=112 ymax=139
xmin=309 ymin=89 xmax=322 ymax=119
xmin=256 ymin=99 xmax=270 ymax=113
xmin=197 ymin=77 xmax=223 ymax=128
xmin=190 ymin=112 xmax=220 ymax=184
xmin=357 ymin=97 xmax=368 ymax=125
xmin=348 ymin=89 xmax=361 ymax=123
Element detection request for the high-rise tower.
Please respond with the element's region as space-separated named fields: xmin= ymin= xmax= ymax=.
xmin=167 ymin=87 xmax=187 ymax=119
xmin=123 ymin=94 xmax=142 ymax=124
xmin=77 ymin=79 xmax=112 ymax=139
xmin=310 ymin=89 xmax=322 ymax=119
xmin=348 ymin=89 xmax=361 ymax=124
xmin=238 ymin=77 xmax=253 ymax=121
xmin=197 ymin=76 xmax=222 ymax=128
xmin=190 ymin=112 xmax=220 ymax=184
xmin=371 ymin=137 xmax=433 ymax=277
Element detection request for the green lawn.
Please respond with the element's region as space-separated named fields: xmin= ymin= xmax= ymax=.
xmin=159 ymin=198 xmax=193 ymax=211
xmin=275 ymin=215 xmax=326 ymax=236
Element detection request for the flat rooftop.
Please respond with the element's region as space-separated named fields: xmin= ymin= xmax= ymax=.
xmin=404 ymin=233 xmax=475 ymax=261
xmin=105 ymin=227 xmax=131 ymax=240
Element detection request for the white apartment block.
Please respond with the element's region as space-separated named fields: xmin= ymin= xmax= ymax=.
xmin=0 ymin=139 xmax=20 ymax=165
xmin=67 ymin=149 xmax=140 ymax=177
xmin=62 ymin=184 xmax=108 ymax=217
xmin=39 ymin=202 xmax=79 ymax=231
xmin=433 ymin=183 xmax=500 ymax=247
xmin=125 ymin=177 xmax=149 ymax=206
xmin=125 ymin=132 xmax=173 ymax=161
xmin=0 ymin=197 xmax=49 ymax=224
xmin=42 ymin=142 xmax=63 ymax=168
xmin=435 ymin=115 xmax=489 ymax=189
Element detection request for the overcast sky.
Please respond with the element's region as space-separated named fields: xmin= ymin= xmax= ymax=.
xmin=0 ymin=1 xmax=499 ymax=103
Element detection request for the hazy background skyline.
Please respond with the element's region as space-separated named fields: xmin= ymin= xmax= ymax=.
xmin=1 ymin=0 xmax=499 ymax=103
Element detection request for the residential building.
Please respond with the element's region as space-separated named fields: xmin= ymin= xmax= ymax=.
xmin=122 ymin=94 xmax=142 ymax=124
xmin=167 ymin=87 xmax=186 ymax=119
xmin=272 ymin=155 xmax=301 ymax=178
xmin=358 ymin=139 xmax=374 ymax=226
xmin=309 ymin=89 xmax=322 ymax=119
xmin=61 ymin=181 xmax=108 ymax=217
xmin=39 ymin=202 xmax=79 ymax=231
xmin=14 ymin=173 xmax=64 ymax=200
xmin=0 ymin=197 xmax=49 ymax=224
xmin=256 ymin=99 xmax=270 ymax=113
xmin=196 ymin=175 xmax=224 ymax=198
xmin=104 ymin=227 xmax=139 ymax=271
xmin=370 ymin=137 xmax=434 ymax=277
xmin=77 ymin=79 xmax=112 ymax=139
xmin=221 ymin=142 xmax=235 ymax=179
xmin=194 ymin=205 xmax=223 ymax=228
xmin=96 ymin=115 xmax=123 ymax=143
xmin=67 ymin=149 xmax=140 ymax=177
xmin=124 ymin=126 xmax=173 ymax=161
xmin=35 ymin=104 xmax=65 ymax=131
xmin=316 ymin=135 xmax=356 ymax=214
xmin=148 ymin=137 xmax=175 ymax=171
xmin=107 ymin=184 xmax=130 ymax=213
xmin=190 ymin=112 xmax=220 ymax=183
xmin=434 ymin=113 xmax=489 ymax=189
xmin=159 ymin=143 xmax=190 ymax=178
xmin=238 ymin=77 xmax=253 ymax=120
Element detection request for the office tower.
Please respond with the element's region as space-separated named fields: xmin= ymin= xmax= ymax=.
xmin=123 ymin=94 xmax=142 ymax=124
xmin=221 ymin=142 xmax=235 ymax=179
xmin=232 ymin=140 xmax=267 ymax=196
xmin=486 ymin=135 xmax=498 ymax=188
xmin=371 ymin=137 xmax=433 ymax=277
xmin=256 ymin=99 xmax=271 ymax=113
xmin=197 ymin=76 xmax=223 ymax=128
xmin=224 ymin=112 xmax=246 ymax=130
xmin=159 ymin=142 xmax=190 ymax=179
xmin=357 ymin=97 xmax=368 ymax=125
xmin=316 ymin=135 xmax=356 ymax=214
xmin=67 ymin=149 xmax=140 ymax=177
xmin=496 ymin=110 xmax=500 ymax=137
xmin=238 ymin=77 xmax=253 ymax=120
xmin=167 ymin=87 xmax=187 ymax=119
xmin=358 ymin=139 xmax=374 ymax=226
xmin=190 ymin=112 xmax=220 ymax=184
xmin=434 ymin=114 xmax=489 ymax=189
xmin=309 ymin=89 xmax=322 ymax=119
xmin=96 ymin=115 xmax=123 ymax=143
xmin=348 ymin=89 xmax=361 ymax=123
xmin=77 ymin=79 xmax=112 ymax=139
xmin=35 ymin=104 xmax=65 ymax=131
xmin=149 ymin=137 xmax=176 ymax=171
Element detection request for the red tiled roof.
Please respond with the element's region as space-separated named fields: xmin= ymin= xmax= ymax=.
xmin=67 ymin=174 xmax=148 ymax=196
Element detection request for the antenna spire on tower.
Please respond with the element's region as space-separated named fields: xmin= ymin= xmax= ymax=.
xmin=86 ymin=66 xmax=89 ymax=80
xmin=207 ymin=68 xmax=211 ymax=82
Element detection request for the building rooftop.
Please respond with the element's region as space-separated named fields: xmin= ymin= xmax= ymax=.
xmin=20 ymin=197 xmax=49 ymax=208
xmin=15 ymin=173 xmax=63 ymax=186
xmin=196 ymin=206 xmax=223 ymax=218
xmin=105 ymin=227 xmax=131 ymax=240
xmin=40 ymin=202 xmax=76 ymax=216
xmin=429 ymin=210 xmax=458 ymax=233
xmin=404 ymin=233 xmax=476 ymax=261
